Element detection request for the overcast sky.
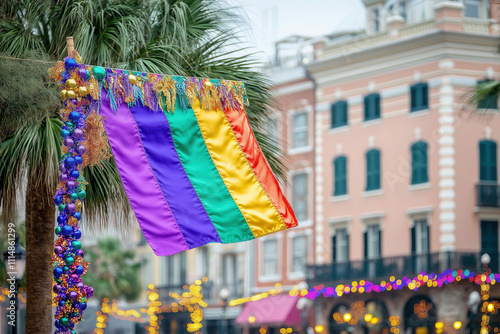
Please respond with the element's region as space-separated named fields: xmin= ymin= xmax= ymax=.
xmin=234 ymin=0 xmax=367 ymax=61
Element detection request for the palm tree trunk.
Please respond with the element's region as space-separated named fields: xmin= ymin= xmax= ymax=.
xmin=25 ymin=179 xmax=55 ymax=333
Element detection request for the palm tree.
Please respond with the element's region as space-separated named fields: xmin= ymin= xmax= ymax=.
xmin=84 ymin=238 xmax=141 ymax=307
xmin=0 ymin=0 xmax=284 ymax=332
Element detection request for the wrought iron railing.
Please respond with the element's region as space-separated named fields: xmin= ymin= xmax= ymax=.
xmin=307 ymin=251 xmax=499 ymax=285
xmin=476 ymin=183 xmax=500 ymax=207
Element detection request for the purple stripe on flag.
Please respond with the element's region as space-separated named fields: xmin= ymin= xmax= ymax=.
xmin=129 ymin=103 xmax=221 ymax=247
xmin=101 ymin=91 xmax=188 ymax=256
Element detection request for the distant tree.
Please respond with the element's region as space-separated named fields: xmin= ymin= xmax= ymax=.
xmin=84 ymin=237 xmax=141 ymax=307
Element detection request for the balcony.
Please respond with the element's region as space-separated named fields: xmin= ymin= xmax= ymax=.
xmin=307 ymin=251 xmax=498 ymax=286
xmin=476 ymin=183 xmax=500 ymax=207
xmin=157 ymin=280 xmax=244 ymax=304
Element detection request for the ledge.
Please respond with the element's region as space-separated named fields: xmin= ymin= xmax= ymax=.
xmin=329 ymin=125 xmax=350 ymax=135
xmin=409 ymin=109 xmax=430 ymax=118
xmin=409 ymin=182 xmax=431 ymax=191
xmin=330 ymin=194 xmax=350 ymax=203
xmin=362 ymin=189 xmax=384 ymax=197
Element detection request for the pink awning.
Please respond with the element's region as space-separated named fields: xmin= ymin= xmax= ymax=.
xmin=235 ymin=294 xmax=301 ymax=327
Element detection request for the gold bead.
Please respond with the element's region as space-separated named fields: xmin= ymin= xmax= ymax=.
xmin=78 ymin=86 xmax=88 ymax=96
xmin=75 ymin=200 xmax=82 ymax=212
xmin=66 ymin=90 xmax=76 ymax=99
xmin=60 ymin=90 xmax=68 ymax=100
xmin=65 ymin=79 xmax=77 ymax=89
xmin=128 ymin=74 xmax=137 ymax=85
xmin=204 ymin=81 xmax=213 ymax=87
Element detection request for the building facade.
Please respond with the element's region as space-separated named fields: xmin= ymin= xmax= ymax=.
xmin=305 ymin=0 xmax=500 ymax=333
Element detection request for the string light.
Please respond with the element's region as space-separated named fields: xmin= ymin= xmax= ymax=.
xmin=229 ymin=283 xmax=282 ymax=306
xmin=302 ymin=269 xmax=500 ymax=300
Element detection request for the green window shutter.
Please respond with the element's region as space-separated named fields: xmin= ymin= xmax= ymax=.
xmin=364 ymin=96 xmax=369 ymax=120
xmin=410 ymin=85 xmax=417 ymax=110
xmin=422 ymin=83 xmax=429 ymax=109
xmin=411 ymin=226 xmax=416 ymax=254
xmin=332 ymin=235 xmax=336 ymax=262
xmin=363 ymin=231 xmax=368 ymax=259
xmin=366 ymin=149 xmax=381 ymax=191
xmin=480 ymin=140 xmax=498 ymax=181
xmin=411 ymin=141 xmax=428 ymax=184
xmin=334 ymin=156 xmax=347 ymax=196
xmin=341 ymin=101 xmax=348 ymax=125
xmin=375 ymin=94 xmax=381 ymax=118
xmin=331 ymin=101 xmax=348 ymax=128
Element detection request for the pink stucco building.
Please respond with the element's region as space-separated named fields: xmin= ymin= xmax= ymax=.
xmin=245 ymin=1 xmax=500 ymax=334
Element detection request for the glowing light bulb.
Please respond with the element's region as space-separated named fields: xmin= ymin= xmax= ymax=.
xmin=343 ymin=313 xmax=352 ymax=322
xmin=453 ymin=321 xmax=462 ymax=329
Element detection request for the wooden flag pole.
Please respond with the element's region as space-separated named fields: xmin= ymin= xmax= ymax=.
xmin=66 ymin=36 xmax=74 ymax=56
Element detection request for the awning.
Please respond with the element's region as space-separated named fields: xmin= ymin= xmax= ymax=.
xmin=235 ymin=294 xmax=301 ymax=327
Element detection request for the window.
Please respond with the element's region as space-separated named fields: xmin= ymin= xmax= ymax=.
xmin=164 ymin=252 xmax=186 ymax=285
xmin=292 ymin=111 xmax=308 ymax=149
xmin=334 ymin=156 xmax=347 ymax=196
xmin=411 ymin=141 xmax=428 ymax=184
xmin=292 ymin=173 xmax=308 ymax=221
xmin=410 ymin=83 xmax=429 ymax=112
xmin=331 ymin=100 xmax=348 ymax=128
xmin=291 ymin=235 xmax=307 ymax=273
xmin=364 ymin=93 xmax=381 ymax=121
xmin=477 ymin=80 xmax=498 ymax=109
xmin=481 ymin=220 xmax=499 ymax=272
xmin=480 ymin=140 xmax=498 ymax=182
xmin=364 ymin=225 xmax=381 ymax=259
xmin=263 ymin=239 xmax=278 ymax=277
xmin=372 ymin=8 xmax=380 ymax=33
xmin=465 ymin=0 xmax=480 ymax=18
xmin=332 ymin=229 xmax=349 ymax=263
xmin=411 ymin=219 xmax=429 ymax=254
xmin=366 ymin=149 xmax=381 ymax=191
xmin=222 ymin=253 xmax=237 ymax=285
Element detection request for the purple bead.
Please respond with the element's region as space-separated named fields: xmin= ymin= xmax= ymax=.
xmin=76 ymin=282 xmax=84 ymax=290
xmin=63 ymin=138 xmax=74 ymax=147
xmin=73 ymin=128 xmax=84 ymax=138
xmin=53 ymin=284 xmax=62 ymax=293
xmin=59 ymin=174 xmax=68 ymax=182
xmin=75 ymin=249 xmax=84 ymax=258
xmin=78 ymin=68 xmax=88 ymax=80
xmin=59 ymin=164 xmax=66 ymax=173
xmin=69 ymin=291 xmax=78 ymax=301
xmin=67 ymin=203 xmax=76 ymax=213
xmin=66 ymin=180 xmax=76 ymax=189
xmin=76 ymin=145 xmax=86 ymax=155
xmin=54 ymin=246 xmax=63 ymax=256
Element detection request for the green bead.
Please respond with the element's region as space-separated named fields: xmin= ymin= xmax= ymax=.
xmin=77 ymin=190 xmax=86 ymax=200
xmin=65 ymin=256 xmax=74 ymax=265
xmin=69 ymin=193 xmax=78 ymax=201
xmin=58 ymin=204 xmax=65 ymax=212
xmin=55 ymin=226 xmax=61 ymax=235
xmin=72 ymin=241 xmax=82 ymax=250
xmin=60 ymin=317 xmax=69 ymax=326
xmin=65 ymin=121 xmax=75 ymax=129
xmin=93 ymin=66 xmax=106 ymax=80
